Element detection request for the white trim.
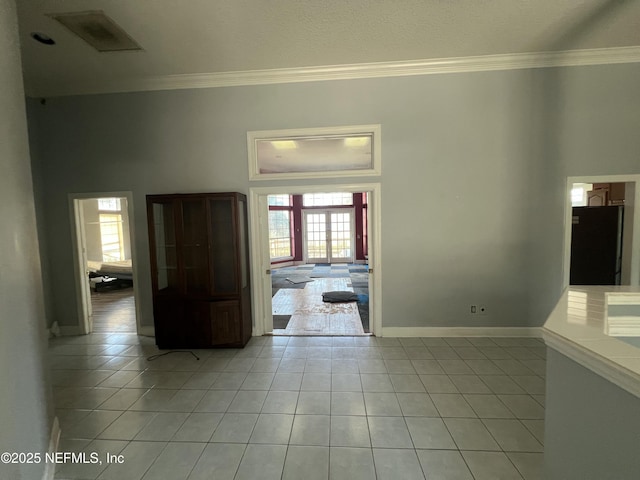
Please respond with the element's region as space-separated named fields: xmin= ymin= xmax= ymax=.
xmin=70 ymin=198 xmax=91 ymax=334
xmin=271 ymin=260 xmax=296 ymax=269
xmin=33 ymin=46 xmax=640 ymax=97
xmin=248 ymin=125 xmax=381 ymax=181
xmin=381 ymin=327 xmax=544 ymax=338
xmin=563 ymin=175 xmax=640 ymax=288
xmin=249 ymin=183 xmax=382 ymax=337
xmin=42 ymin=417 xmax=60 ymax=480
xmin=543 ymin=328 xmax=640 ymax=399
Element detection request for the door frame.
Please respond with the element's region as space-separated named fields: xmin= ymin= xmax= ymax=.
xmin=249 ymin=183 xmax=382 ymax=336
xmin=303 ymin=207 xmax=356 ymax=264
xmin=563 ymin=175 xmax=640 ymax=288
xmin=69 ymin=191 xmax=142 ymax=335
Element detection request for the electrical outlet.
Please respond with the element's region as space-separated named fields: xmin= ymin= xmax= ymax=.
xmin=471 ymin=305 xmax=487 ymax=315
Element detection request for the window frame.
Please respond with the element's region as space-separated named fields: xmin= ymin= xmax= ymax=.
xmin=98 ymin=212 xmax=125 ymax=262
xmin=268 ymin=195 xmax=294 ymax=261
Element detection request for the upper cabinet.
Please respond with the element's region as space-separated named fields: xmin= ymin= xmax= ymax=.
xmin=147 ymin=192 xmax=251 ymax=348
xmin=588 ymin=183 xmax=626 ymax=207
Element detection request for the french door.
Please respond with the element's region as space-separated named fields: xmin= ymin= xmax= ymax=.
xmin=304 ymin=209 xmax=354 ymax=263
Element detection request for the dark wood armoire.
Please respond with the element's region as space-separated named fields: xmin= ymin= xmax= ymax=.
xmin=146 ymin=192 xmax=252 ymax=348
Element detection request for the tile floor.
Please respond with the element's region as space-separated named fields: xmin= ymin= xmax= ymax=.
xmin=50 ymin=334 xmax=546 ymax=479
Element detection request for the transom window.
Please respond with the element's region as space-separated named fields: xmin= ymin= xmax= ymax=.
xmin=268 ymin=194 xmax=292 ymax=206
xmin=98 ymin=197 xmax=121 ymax=211
xmin=303 ymin=192 xmax=353 ymax=207
xmin=248 ymin=124 xmax=381 ymax=181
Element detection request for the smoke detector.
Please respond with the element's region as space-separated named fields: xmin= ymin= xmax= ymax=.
xmin=49 ymin=10 xmax=142 ymax=52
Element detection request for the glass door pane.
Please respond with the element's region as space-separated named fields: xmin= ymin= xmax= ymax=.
xmin=209 ymin=197 xmax=237 ymax=294
xmin=305 ymin=212 xmax=328 ymax=262
xmin=181 ymin=199 xmax=209 ymax=295
xmin=151 ymin=202 xmax=178 ymax=291
xmin=330 ymin=211 xmax=353 ymax=262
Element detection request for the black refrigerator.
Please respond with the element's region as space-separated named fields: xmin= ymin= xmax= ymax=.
xmin=570 ymin=205 xmax=624 ymax=285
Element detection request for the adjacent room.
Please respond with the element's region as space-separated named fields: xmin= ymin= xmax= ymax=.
xmin=569 ymin=182 xmax=635 ymax=286
xmin=268 ymin=192 xmax=370 ymax=335
xmin=77 ymin=197 xmax=137 ymax=334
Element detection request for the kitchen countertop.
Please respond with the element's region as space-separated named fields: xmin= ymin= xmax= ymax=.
xmin=542 ymin=285 xmax=640 ymax=398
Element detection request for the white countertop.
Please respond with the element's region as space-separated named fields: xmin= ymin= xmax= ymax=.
xmin=542 ymin=286 xmax=640 ymax=398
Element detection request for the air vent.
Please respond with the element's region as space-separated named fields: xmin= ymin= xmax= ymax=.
xmin=49 ymin=11 xmax=142 ymax=52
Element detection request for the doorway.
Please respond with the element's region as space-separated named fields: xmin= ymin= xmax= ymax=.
xmin=249 ymin=183 xmax=382 ymax=337
xmin=304 ymin=209 xmax=355 ymax=264
xmin=70 ymin=192 xmax=141 ymax=335
xmin=564 ymin=175 xmax=640 ymax=288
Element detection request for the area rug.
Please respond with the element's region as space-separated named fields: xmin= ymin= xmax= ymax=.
xmin=273 ymin=315 xmax=291 ymax=330
xmin=355 ymin=291 xmax=369 ymax=332
xmin=271 ymin=270 xmax=308 ymax=295
xmin=285 ymin=276 xmax=314 ymax=284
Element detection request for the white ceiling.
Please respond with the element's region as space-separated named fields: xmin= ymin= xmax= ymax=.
xmin=15 ymin=0 xmax=640 ymax=97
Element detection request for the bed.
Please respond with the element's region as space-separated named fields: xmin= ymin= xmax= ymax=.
xmin=87 ymin=259 xmax=133 ymax=291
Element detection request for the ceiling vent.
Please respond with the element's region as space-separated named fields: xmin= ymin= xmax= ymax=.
xmin=49 ymin=10 xmax=142 ymax=52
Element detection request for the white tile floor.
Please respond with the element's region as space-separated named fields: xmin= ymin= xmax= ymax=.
xmin=272 ymin=278 xmax=365 ymax=335
xmin=50 ymin=334 xmax=545 ymax=479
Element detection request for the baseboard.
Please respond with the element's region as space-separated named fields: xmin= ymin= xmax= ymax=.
xmin=42 ymin=416 xmax=60 ymax=480
xmin=271 ymin=260 xmax=295 ymax=269
xmin=58 ymin=326 xmax=83 ymax=336
xmin=381 ymin=326 xmax=544 ymax=338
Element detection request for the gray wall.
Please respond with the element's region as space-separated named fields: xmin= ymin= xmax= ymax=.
xmin=0 ymin=1 xmax=54 ymax=478
xmin=544 ymin=348 xmax=640 ymax=479
xmin=28 ymin=61 xmax=640 ymax=331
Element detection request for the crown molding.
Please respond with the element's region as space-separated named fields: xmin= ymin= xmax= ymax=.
xmin=29 ymin=45 xmax=640 ymax=97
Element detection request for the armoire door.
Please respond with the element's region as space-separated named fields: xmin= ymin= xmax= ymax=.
xmin=180 ymin=198 xmax=210 ymax=296
xmin=210 ymin=300 xmax=241 ymax=346
xmin=148 ymin=200 xmax=179 ymax=293
xmin=209 ymin=197 xmax=238 ymax=295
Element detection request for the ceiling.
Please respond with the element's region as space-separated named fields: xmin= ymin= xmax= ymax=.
xmin=15 ymin=0 xmax=640 ymax=97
